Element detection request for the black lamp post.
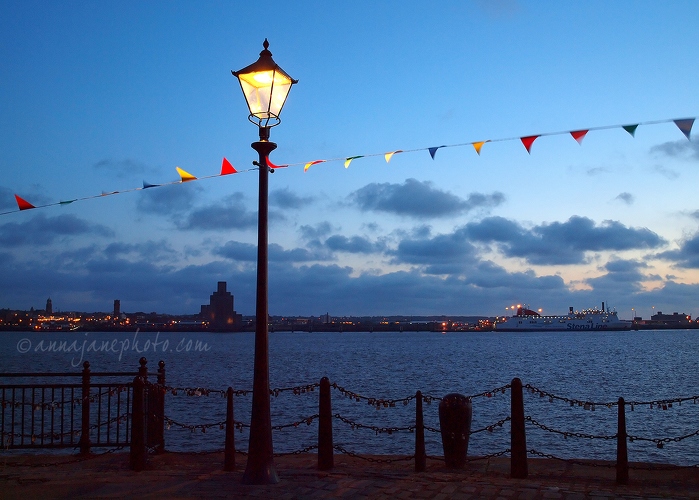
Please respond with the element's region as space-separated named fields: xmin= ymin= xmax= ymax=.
xmin=232 ymin=39 xmax=297 ymax=485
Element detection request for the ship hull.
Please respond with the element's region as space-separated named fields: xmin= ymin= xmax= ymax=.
xmin=495 ymin=312 xmax=631 ymax=332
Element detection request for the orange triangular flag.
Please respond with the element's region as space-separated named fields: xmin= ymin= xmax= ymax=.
xmin=176 ymin=167 xmax=197 ymax=182
xmin=384 ymin=150 xmax=403 ymax=163
xmin=570 ymin=130 xmax=588 ymax=145
xmin=14 ymin=194 xmax=35 ymax=211
xmin=220 ymin=157 xmax=237 ymax=175
xmin=520 ymin=135 xmax=539 ymax=154
xmin=472 ymin=141 xmax=488 ymax=155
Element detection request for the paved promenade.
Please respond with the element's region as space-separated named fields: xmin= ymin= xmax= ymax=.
xmin=2 ymin=451 xmax=698 ymax=499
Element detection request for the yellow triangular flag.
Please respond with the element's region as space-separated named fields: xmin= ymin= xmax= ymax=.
xmin=384 ymin=150 xmax=403 ymax=163
xmin=472 ymin=141 xmax=488 ymax=155
xmin=176 ymin=167 xmax=197 ymax=182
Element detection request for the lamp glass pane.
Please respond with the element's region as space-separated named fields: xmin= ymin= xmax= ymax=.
xmin=239 ymin=69 xmax=293 ymax=120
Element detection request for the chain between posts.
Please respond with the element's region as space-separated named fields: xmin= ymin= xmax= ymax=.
xmin=528 ymin=448 xmax=616 ymax=468
xmin=524 ymin=384 xmax=699 ymax=410
xmin=525 ymin=415 xmax=617 ymax=440
xmin=334 ymin=445 xmax=415 ymax=463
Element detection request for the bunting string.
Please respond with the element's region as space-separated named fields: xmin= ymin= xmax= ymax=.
xmin=3 ymin=117 xmax=694 ymax=216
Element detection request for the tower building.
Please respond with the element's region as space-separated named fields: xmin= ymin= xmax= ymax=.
xmin=200 ymin=281 xmax=242 ymax=330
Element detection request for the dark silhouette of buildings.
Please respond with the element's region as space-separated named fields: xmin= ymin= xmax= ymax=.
xmin=200 ymin=281 xmax=242 ymax=330
xmin=114 ymin=299 xmax=120 ymax=318
xmin=45 ymin=298 xmax=52 ymax=315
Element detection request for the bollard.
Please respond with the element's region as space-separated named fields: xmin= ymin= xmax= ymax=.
xmin=224 ymin=387 xmax=236 ymax=471
xmin=130 ymin=375 xmax=147 ymax=471
xmin=318 ymin=377 xmax=334 ymax=470
xmin=438 ymin=393 xmax=472 ymax=468
xmin=79 ymin=361 xmax=91 ymax=455
xmin=415 ymin=390 xmax=426 ymax=472
xmin=148 ymin=360 xmax=165 ymax=454
xmin=616 ymin=397 xmax=629 ymax=484
xmin=510 ymin=377 xmax=528 ymax=478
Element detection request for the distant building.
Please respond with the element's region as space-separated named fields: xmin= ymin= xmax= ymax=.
xmin=114 ymin=299 xmax=121 ymax=317
xmin=200 ymin=281 xmax=242 ymax=330
xmin=650 ymin=311 xmax=691 ymax=326
xmin=46 ymin=298 xmax=52 ymax=316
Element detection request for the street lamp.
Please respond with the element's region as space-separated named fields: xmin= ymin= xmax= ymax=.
xmin=232 ymin=39 xmax=297 ymax=485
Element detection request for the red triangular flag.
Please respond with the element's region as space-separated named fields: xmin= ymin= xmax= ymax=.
xmin=266 ymin=156 xmax=288 ymax=169
xmin=220 ymin=157 xmax=237 ymax=175
xmin=520 ymin=135 xmax=539 ymax=154
xmin=14 ymin=194 xmax=36 ymax=211
xmin=570 ymin=130 xmax=588 ymax=145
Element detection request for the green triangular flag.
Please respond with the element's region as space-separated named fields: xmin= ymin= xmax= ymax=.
xmin=622 ymin=124 xmax=638 ymax=137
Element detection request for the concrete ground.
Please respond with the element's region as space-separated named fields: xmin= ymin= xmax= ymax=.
xmin=2 ymin=451 xmax=698 ymax=499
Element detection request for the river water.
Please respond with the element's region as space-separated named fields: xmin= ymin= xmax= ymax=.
xmin=1 ymin=329 xmax=697 ymax=464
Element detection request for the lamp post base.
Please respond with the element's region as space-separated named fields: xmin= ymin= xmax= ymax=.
xmin=241 ymin=463 xmax=279 ymax=485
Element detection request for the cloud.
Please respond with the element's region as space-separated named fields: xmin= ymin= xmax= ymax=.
xmin=614 ymin=192 xmax=634 ymax=205
xmin=583 ymin=258 xmax=647 ymax=295
xmin=324 ymin=235 xmax=386 ymax=254
xmin=349 ymin=178 xmax=505 ymax=219
xmin=103 ymin=240 xmax=176 ymax=262
xmin=0 ymin=186 xmax=17 ymax=210
xmin=176 ymin=193 xmax=258 ymax=230
xmin=1 ymin=185 xmax=52 ymax=210
xmin=388 ymin=230 xmax=479 ymax=274
xmin=270 ymin=187 xmax=315 ymax=209
xmin=652 ymin=164 xmax=680 ymax=180
xmin=586 ymin=167 xmax=612 ymax=176
xmin=213 ymin=240 xmax=331 ymax=263
xmin=94 ymin=159 xmax=160 ymax=178
xmin=650 ymin=139 xmax=699 ymax=161
xmin=656 ymin=232 xmax=699 ymax=268
xmin=465 ymin=216 xmax=666 ymax=265
xmin=137 ymin=183 xmax=201 ymax=215
xmin=0 ymin=213 xmax=113 ymax=246
xmin=299 ymin=222 xmax=333 ymax=241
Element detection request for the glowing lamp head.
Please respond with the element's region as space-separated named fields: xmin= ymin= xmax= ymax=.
xmin=232 ymin=39 xmax=297 ymax=130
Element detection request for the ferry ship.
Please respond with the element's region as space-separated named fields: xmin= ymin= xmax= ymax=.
xmin=495 ymin=303 xmax=631 ymax=331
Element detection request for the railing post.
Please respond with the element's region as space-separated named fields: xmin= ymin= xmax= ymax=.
xmin=415 ymin=390 xmax=426 ymax=472
xmin=616 ymin=396 xmax=629 ymax=484
xmin=510 ymin=377 xmax=528 ymax=478
xmin=152 ymin=360 xmax=166 ymax=453
xmin=318 ymin=377 xmax=333 ymax=470
xmin=224 ymin=387 xmax=236 ymax=471
xmin=79 ymin=361 xmax=91 ymax=455
xmin=130 ymin=374 xmax=147 ymax=471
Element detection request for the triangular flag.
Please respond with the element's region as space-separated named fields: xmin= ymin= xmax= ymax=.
xmin=142 ymin=182 xmax=158 ymax=189
xmin=14 ymin=194 xmax=35 ymax=211
xmin=472 ymin=141 xmax=488 ymax=155
xmin=570 ymin=130 xmax=588 ymax=145
xmin=344 ymin=156 xmax=364 ymax=168
xmin=428 ymin=146 xmax=446 ymax=159
xmin=304 ymin=160 xmax=325 ymax=172
xmin=520 ymin=135 xmax=539 ymax=154
xmin=102 ymin=190 xmax=119 ymax=195
xmin=59 ymin=199 xmax=77 ymax=205
xmin=266 ymin=157 xmax=288 ymax=169
xmin=622 ymin=124 xmax=638 ymax=137
xmin=176 ymin=167 xmax=197 ymax=182
xmin=384 ymin=150 xmax=403 ymax=163
xmin=674 ymin=118 xmax=694 ymax=140
xmin=220 ymin=157 xmax=237 ymax=175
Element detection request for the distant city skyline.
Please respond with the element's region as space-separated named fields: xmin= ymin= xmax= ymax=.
xmin=1 ymin=1 xmax=698 ymax=319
